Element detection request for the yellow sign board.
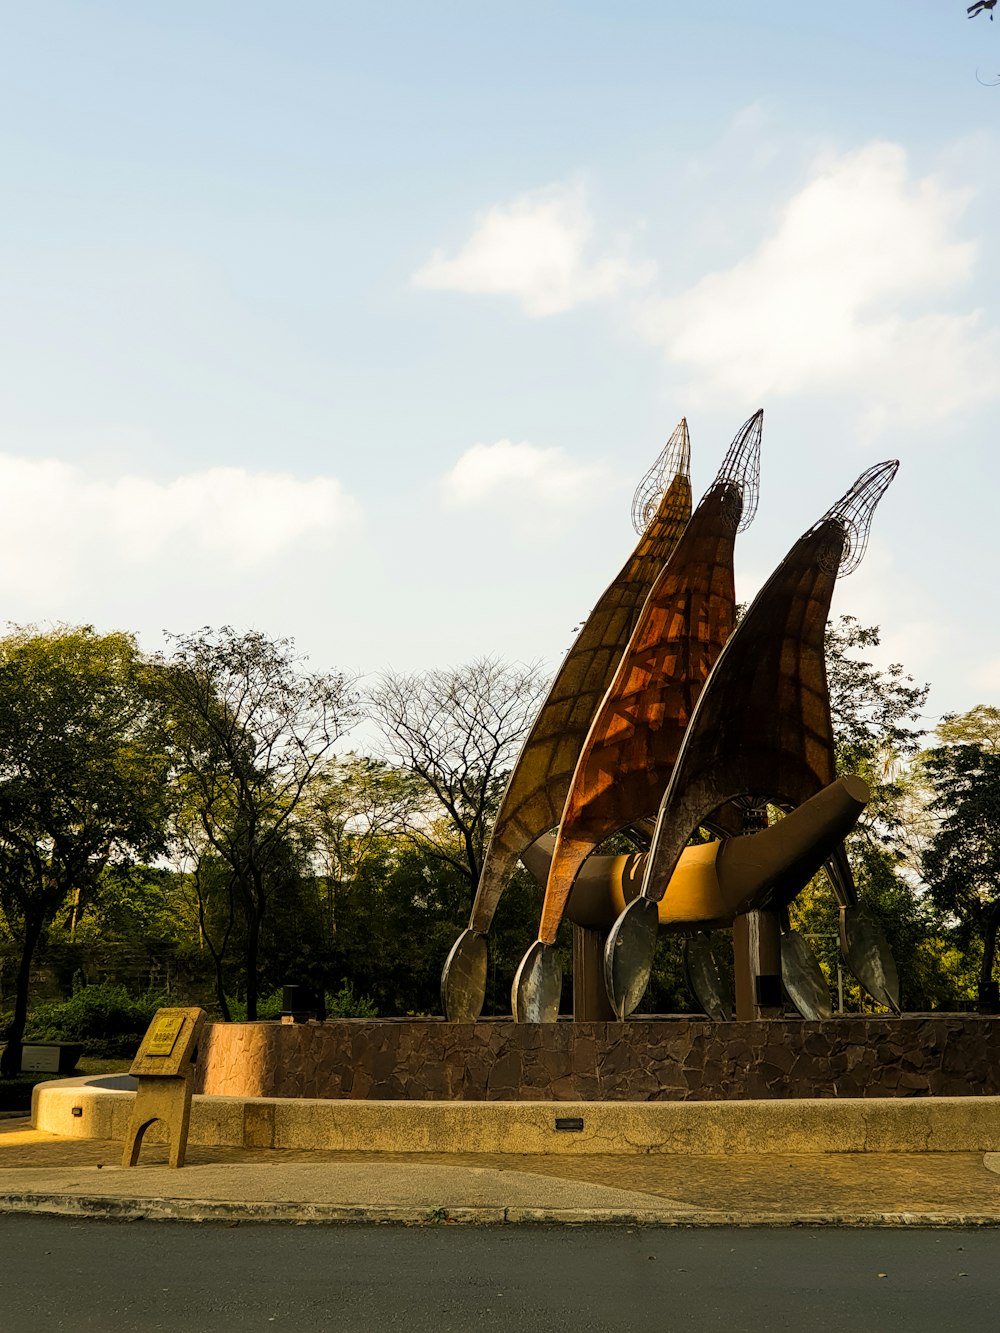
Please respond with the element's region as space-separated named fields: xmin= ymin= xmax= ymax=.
xmin=130 ymin=1005 xmax=205 ymax=1080
xmin=145 ymin=1013 xmax=185 ymax=1057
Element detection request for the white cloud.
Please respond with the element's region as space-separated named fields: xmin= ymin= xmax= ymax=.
xmin=637 ymin=142 xmax=1000 ymax=429
xmin=973 ymin=658 xmax=1000 ymax=693
xmin=412 ymin=182 xmax=654 ymax=317
xmin=0 ymin=455 xmax=361 ymax=600
xmin=829 ymin=539 xmax=947 ymax=703
xmin=441 ymin=439 xmax=605 ymax=509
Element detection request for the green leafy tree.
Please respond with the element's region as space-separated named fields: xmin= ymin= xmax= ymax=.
xmin=789 ymin=617 xmax=937 ymax=1009
xmin=0 ymin=627 xmax=169 ymax=1073
xmin=301 ymin=753 xmax=425 ymax=944
xmin=825 ymin=615 xmax=929 ymax=827
xmin=935 ymin=705 xmax=1000 ymax=752
xmin=921 ymin=723 xmax=1000 ymax=1007
xmin=156 ymin=627 xmax=358 ymax=1020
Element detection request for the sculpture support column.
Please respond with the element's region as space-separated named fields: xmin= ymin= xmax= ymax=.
xmin=573 ymin=924 xmax=616 ymax=1021
xmin=733 ymin=910 xmax=783 ymax=1020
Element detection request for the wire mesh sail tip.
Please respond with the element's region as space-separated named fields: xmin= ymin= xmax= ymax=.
xmin=713 ymin=408 xmax=762 ymax=533
xmin=631 ymin=418 xmax=692 ymax=535
xmin=813 ymin=459 xmax=899 ymax=577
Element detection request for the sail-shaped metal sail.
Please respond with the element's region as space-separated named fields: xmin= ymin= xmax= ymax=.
xmin=604 ymin=460 xmax=900 ymax=1018
xmin=440 ymin=421 xmax=693 ymax=1022
xmin=512 ymin=411 xmax=763 ymax=1021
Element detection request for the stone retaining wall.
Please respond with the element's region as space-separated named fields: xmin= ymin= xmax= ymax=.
xmin=195 ymin=1016 xmax=1000 ymax=1101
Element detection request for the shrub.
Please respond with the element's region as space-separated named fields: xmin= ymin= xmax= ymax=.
xmin=224 ymin=989 xmax=285 ymax=1022
xmin=23 ymin=982 xmax=166 ymax=1058
xmin=222 ymin=981 xmax=378 ymax=1022
xmin=326 ymin=980 xmax=377 ymax=1019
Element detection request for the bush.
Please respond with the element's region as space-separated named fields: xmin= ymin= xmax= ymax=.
xmin=23 ymin=982 xmax=166 ymax=1058
xmin=326 ymin=980 xmax=377 ymax=1019
xmin=224 ymin=989 xmax=286 ymax=1022
xmin=222 ymin=981 xmax=378 ymax=1022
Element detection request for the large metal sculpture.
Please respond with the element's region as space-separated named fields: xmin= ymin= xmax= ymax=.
xmin=441 ymin=421 xmax=693 ymax=1022
xmin=604 ymin=461 xmax=900 ymax=1019
xmin=511 ymin=412 xmax=762 ymax=1021
xmin=442 ymin=411 xmax=902 ymax=1024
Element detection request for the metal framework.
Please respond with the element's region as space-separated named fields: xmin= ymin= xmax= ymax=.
xmin=600 ymin=460 xmax=899 ymax=1017
xmin=638 ymin=462 xmax=899 ymax=913
xmin=714 ymin=408 xmax=762 ymax=534
xmin=631 ymin=419 xmax=691 ymax=534
xmin=440 ymin=422 xmax=692 ymax=1021
xmin=529 ymin=414 xmax=763 ymax=950
xmin=442 ymin=402 xmax=902 ymax=1026
xmin=813 ymin=459 xmax=899 ymax=577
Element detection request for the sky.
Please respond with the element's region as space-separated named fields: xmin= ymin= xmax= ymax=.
xmin=1 ymin=2 xmax=998 ymax=733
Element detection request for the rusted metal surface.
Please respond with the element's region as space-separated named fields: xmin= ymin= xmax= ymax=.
xmin=732 ymin=910 xmax=783 ymax=1020
xmin=602 ymin=462 xmax=899 ymax=1017
xmin=532 ymin=411 xmax=762 ymax=948
xmin=441 ymin=424 xmax=693 ymax=1022
xmin=639 ymin=461 xmax=899 ymax=915
xmin=467 ymin=421 xmax=693 ymax=939
xmin=572 ymin=924 xmax=616 ymax=1020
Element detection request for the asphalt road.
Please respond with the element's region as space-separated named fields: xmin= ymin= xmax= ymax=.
xmin=1 ymin=1217 xmax=995 ymax=1332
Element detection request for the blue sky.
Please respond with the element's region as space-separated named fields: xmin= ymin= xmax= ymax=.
xmin=0 ymin=2 xmax=997 ymax=727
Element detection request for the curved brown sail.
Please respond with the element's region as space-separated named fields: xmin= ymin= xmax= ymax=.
xmin=639 ymin=460 xmax=899 ymax=912
xmin=466 ymin=421 xmax=693 ymax=936
xmin=442 ymin=424 xmax=695 ymax=1020
xmin=532 ymin=410 xmax=763 ymax=946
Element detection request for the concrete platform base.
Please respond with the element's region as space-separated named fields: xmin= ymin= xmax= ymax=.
xmin=32 ymin=1075 xmax=1000 ymax=1155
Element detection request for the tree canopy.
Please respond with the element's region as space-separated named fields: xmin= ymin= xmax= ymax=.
xmin=0 ymin=626 xmax=170 ymax=1072
xmin=921 ymin=715 xmax=1000 ymax=1005
xmin=155 ymin=627 xmax=359 ymax=1019
xmin=368 ymin=656 xmax=547 ymax=898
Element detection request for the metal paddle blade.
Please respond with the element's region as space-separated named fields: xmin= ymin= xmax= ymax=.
xmin=780 ymin=929 xmax=833 ymax=1020
xmin=512 ymin=941 xmax=562 ymax=1023
xmin=840 ymin=906 xmax=901 ymax=1013
xmin=684 ymin=933 xmax=733 ymax=1021
xmin=604 ymin=897 xmax=660 ymax=1019
xmin=441 ymin=929 xmax=488 ymax=1022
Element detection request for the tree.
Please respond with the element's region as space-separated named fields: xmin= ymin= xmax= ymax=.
xmin=921 ymin=716 xmax=1000 ymax=1008
xmin=935 ymin=705 xmax=1000 ymax=752
xmin=156 ymin=627 xmax=359 ymax=1020
xmin=368 ymin=657 xmax=548 ymax=900
xmin=0 ymin=627 xmax=170 ymax=1073
xmin=825 ymin=615 xmax=929 ymax=830
xmin=789 ymin=617 xmax=939 ymax=1009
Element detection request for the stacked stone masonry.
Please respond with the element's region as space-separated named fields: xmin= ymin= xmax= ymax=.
xmin=195 ymin=1017 xmax=1000 ymax=1102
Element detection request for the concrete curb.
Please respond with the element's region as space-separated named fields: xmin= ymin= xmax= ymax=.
xmin=0 ymin=1192 xmax=999 ymax=1228
xmin=33 ymin=1076 xmax=1000 ymax=1156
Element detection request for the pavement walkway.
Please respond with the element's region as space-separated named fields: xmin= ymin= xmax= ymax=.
xmin=2 ymin=1116 xmax=1000 ymax=1226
